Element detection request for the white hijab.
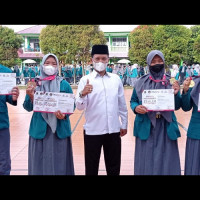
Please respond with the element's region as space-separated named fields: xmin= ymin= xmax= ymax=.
xmin=171 ymin=64 xmax=179 ymax=77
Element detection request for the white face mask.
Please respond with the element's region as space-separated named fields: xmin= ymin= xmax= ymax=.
xmin=93 ymin=62 xmax=107 ymax=72
xmin=43 ymin=65 xmax=57 ymax=76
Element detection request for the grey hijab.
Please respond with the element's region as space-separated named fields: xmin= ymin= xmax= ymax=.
xmin=134 ymin=50 xmax=172 ymax=128
xmin=36 ymin=53 xmax=63 ymax=133
xmin=14 ymin=65 xmax=18 ymax=71
xmin=190 ymin=76 xmax=200 ymax=107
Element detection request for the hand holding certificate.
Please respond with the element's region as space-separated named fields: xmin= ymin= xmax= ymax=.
xmin=33 ymin=91 xmax=75 ymax=114
xmin=135 ymin=105 xmax=148 ymax=114
xmin=54 ymin=110 xmax=66 ymax=120
xmin=142 ymin=89 xmax=175 ymax=111
xmin=0 ymin=73 xmax=16 ymax=95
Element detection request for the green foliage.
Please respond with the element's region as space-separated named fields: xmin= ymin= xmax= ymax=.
xmin=190 ymin=25 xmax=200 ymax=63
xmin=185 ymin=39 xmax=195 ymax=65
xmin=193 ymin=35 xmax=200 ymax=63
xmin=129 ymin=25 xmax=192 ymax=66
xmin=0 ymin=26 xmax=24 ymax=67
xmin=129 ymin=25 xmax=156 ymax=66
xmin=153 ymin=25 xmax=191 ymax=65
xmin=191 ymin=25 xmax=200 ymax=38
xmin=39 ymin=25 xmax=106 ymax=65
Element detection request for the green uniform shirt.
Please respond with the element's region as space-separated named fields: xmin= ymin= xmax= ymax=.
xmin=130 ymin=88 xmax=181 ymax=140
xmin=0 ymin=65 xmax=17 ymax=130
xmin=23 ymin=79 xmax=75 ymax=139
xmin=181 ymin=88 xmax=200 ymax=139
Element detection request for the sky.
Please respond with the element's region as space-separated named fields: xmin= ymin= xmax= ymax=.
xmin=2 ymin=25 xmax=36 ymax=32
xmin=2 ymin=25 xmax=138 ymax=32
xmin=2 ymin=24 xmax=194 ymax=33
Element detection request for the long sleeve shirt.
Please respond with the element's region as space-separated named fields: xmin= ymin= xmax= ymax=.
xmin=0 ymin=65 xmax=17 ymax=129
xmin=23 ymin=80 xmax=74 ymax=139
xmin=75 ymin=70 xmax=128 ymax=135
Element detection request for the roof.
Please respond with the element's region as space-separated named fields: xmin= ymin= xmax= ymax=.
xmin=104 ymin=32 xmax=130 ymax=37
xmin=99 ymin=25 xmax=138 ymax=33
xmin=17 ymin=25 xmax=47 ymax=34
xmin=16 ymin=25 xmax=137 ymax=35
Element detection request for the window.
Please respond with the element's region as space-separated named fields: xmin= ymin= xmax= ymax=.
xmin=30 ymin=38 xmax=39 ymax=43
xmin=106 ymin=37 xmax=109 ymax=46
xmin=29 ymin=38 xmax=40 ymax=51
xmin=112 ymin=37 xmax=127 ymax=46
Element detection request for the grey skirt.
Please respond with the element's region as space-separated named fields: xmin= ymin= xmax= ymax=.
xmin=134 ymin=118 xmax=181 ymax=175
xmin=184 ymin=137 xmax=200 ymax=175
xmin=28 ymin=125 xmax=74 ymax=175
xmin=0 ymin=128 xmax=11 ymax=175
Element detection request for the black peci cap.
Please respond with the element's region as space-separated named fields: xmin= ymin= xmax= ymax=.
xmin=91 ymin=44 xmax=109 ymax=57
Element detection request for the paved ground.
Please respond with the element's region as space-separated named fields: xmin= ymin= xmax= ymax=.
xmin=8 ymin=87 xmax=191 ymax=175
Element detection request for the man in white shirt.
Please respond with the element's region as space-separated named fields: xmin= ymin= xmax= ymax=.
xmin=75 ymin=44 xmax=128 ymax=175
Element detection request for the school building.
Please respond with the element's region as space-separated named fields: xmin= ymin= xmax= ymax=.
xmin=17 ymin=25 xmax=46 ymax=67
xmin=17 ymin=25 xmax=133 ymax=66
xmin=104 ymin=31 xmax=130 ymax=63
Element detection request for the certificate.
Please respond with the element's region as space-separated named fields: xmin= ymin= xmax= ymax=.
xmin=142 ymin=89 xmax=175 ymax=111
xmin=0 ymin=73 xmax=16 ymax=95
xmin=33 ymin=91 xmax=75 ymax=114
xmin=198 ymin=93 xmax=200 ymax=112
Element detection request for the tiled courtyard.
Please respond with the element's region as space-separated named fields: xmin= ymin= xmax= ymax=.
xmin=8 ymin=88 xmax=190 ymax=175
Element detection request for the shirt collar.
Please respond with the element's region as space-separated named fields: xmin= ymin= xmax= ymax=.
xmin=91 ymin=69 xmax=111 ymax=78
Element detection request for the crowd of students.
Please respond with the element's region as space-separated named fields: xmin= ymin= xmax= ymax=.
xmin=1 ymin=44 xmax=200 ymax=175
xmin=12 ymin=64 xmax=40 ymax=85
xmin=11 ymin=59 xmax=200 ymax=90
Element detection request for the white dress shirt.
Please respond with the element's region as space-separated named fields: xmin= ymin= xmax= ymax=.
xmin=75 ymin=70 xmax=128 ymax=135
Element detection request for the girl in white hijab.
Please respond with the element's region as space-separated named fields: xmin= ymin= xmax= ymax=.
xmin=170 ymin=64 xmax=179 ymax=84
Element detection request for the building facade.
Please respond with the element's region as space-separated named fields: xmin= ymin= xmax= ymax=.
xmin=17 ymin=25 xmax=46 ymax=67
xmin=104 ymin=31 xmax=130 ymax=63
xmin=17 ymin=25 xmax=132 ymax=65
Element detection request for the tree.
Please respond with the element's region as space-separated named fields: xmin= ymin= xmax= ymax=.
xmin=190 ymin=25 xmax=200 ymax=38
xmin=153 ymin=25 xmax=191 ymax=65
xmin=39 ymin=25 xmax=106 ymax=80
xmin=129 ymin=25 xmax=156 ymax=66
xmin=188 ymin=25 xmax=200 ymax=64
xmin=186 ymin=39 xmax=195 ymax=65
xmin=193 ymin=35 xmax=200 ymax=63
xmin=0 ymin=26 xmax=23 ymax=67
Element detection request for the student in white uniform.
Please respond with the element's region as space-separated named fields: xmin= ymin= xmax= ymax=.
xmin=75 ymin=44 xmax=128 ymax=176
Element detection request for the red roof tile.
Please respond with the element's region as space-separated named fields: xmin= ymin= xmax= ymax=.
xmin=17 ymin=25 xmax=46 ymax=34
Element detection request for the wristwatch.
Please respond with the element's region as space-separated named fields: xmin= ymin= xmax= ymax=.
xmin=79 ymin=91 xmax=84 ymax=98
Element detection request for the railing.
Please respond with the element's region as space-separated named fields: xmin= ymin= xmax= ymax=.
xmin=24 ymin=48 xmax=41 ymax=52
xmin=109 ymin=46 xmax=128 ymax=52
